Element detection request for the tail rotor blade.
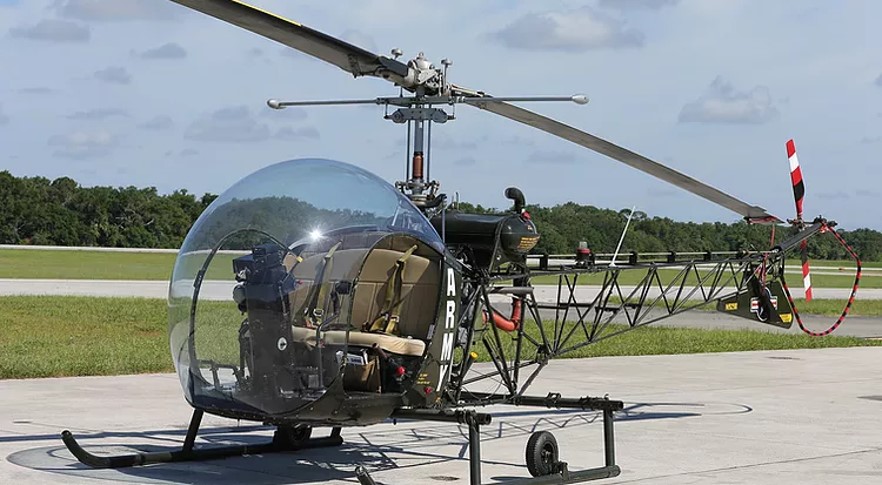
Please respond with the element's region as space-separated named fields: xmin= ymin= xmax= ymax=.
xmin=786 ymin=139 xmax=805 ymax=221
xmin=787 ymin=139 xmax=812 ymax=301
xmin=800 ymin=240 xmax=813 ymax=302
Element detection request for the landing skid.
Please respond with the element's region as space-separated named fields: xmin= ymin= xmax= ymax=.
xmin=61 ymin=409 xmax=343 ymax=469
xmin=63 ymin=395 xmax=623 ymax=484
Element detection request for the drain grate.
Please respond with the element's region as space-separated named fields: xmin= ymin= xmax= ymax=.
xmin=766 ymin=356 xmax=799 ymax=360
xmin=429 ymin=476 xmax=460 ymax=482
xmin=859 ymin=395 xmax=882 ymax=402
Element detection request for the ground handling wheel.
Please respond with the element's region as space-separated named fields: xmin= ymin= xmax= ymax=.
xmin=273 ymin=424 xmax=313 ymax=448
xmin=525 ymin=430 xmax=561 ymax=477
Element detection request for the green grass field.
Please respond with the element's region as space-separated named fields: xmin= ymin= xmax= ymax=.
xmin=1 ymin=295 xmax=879 ymax=379
xmin=0 ymin=249 xmax=237 ymax=281
xmin=0 ymin=248 xmax=877 ymax=289
xmin=0 ymin=249 xmax=177 ymax=280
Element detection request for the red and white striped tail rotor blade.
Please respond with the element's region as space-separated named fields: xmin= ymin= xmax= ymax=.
xmin=800 ymin=240 xmax=813 ymax=301
xmin=787 ymin=139 xmax=812 ymax=301
xmin=786 ymin=139 xmax=806 ymax=221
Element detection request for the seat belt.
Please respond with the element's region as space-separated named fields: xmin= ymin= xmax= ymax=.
xmin=367 ymin=245 xmax=418 ymax=336
xmin=301 ymin=242 xmax=341 ymax=328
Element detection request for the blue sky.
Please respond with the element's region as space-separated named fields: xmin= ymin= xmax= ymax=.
xmin=1 ymin=0 xmax=880 ymax=229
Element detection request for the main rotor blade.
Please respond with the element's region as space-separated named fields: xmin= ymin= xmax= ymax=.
xmin=169 ymin=0 xmax=408 ymax=82
xmin=458 ymin=90 xmax=781 ymax=224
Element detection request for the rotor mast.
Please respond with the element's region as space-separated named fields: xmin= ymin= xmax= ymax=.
xmin=266 ymin=49 xmax=588 ymax=211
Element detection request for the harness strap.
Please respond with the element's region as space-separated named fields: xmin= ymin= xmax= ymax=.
xmin=302 ymin=241 xmax=341 ymax=328
xmin=367 ymin=245 xmax=418 ymax=335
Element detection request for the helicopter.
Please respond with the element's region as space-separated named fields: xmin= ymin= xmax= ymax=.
xmin=60 ymin=1 xmax=863 ymax=484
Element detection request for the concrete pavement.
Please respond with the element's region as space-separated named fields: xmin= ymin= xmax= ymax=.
xmin=2 ymin=347 xmax=882 ymax=484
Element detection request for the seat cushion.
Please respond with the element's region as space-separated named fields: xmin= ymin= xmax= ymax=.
xmin=334 ymin=331 xmax=426 ymax=357
xmin=290 ymin=327 xmax=426 ymax=357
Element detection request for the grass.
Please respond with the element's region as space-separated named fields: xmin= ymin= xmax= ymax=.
xmin=2 ymin=295 xmax=880 ymax=379
xmin=0 ymin=249 xmax=237 ymax=281
xmin=784 ymin=298 xmax=882 ymax=317
xmin=822 ymin=259 xmax=882 ymax=268
xmin=0 ymin=296 xmax=172 ymax=379
xmin=0 ymin=249 xmax=177 ymax=280
xmin=0 ymin=248 xmax=877 ymax=290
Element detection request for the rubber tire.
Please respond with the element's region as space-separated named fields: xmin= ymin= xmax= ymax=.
xmin=273 ymin=424 xmax=313 ymax=448
xmin=525 ymin=430 xmax=559 ymax=477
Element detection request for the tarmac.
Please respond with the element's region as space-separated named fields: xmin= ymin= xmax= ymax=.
xmin=2 ymin=347 xmax=882 ymax=484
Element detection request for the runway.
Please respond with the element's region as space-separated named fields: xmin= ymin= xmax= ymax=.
xmin=2 ymin=348 xmax=881 ymax=484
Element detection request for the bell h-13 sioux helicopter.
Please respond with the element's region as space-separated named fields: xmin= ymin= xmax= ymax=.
xmin=61 ymin=1 xmax=863 ymax=484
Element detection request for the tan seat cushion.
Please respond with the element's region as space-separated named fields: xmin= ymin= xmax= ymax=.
xmin=286 ymin=242 xmax=438 ymax=359
xmin=350 ymin=248 xmax=440 ymax=339
xmin=290 ymin=327 xmax=425 ymax=357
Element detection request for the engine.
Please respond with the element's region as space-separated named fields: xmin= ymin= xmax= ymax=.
xmin=430 ymin=187 xmax=539 ymax=270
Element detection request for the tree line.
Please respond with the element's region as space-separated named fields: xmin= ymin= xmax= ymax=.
xmin=1 ymin=171 xmax=879 ymax=261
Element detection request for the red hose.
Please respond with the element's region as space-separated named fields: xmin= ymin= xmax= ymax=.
xmin=483 ymin=298 xmax=522 ymax=332
xmin=781 ymin=223 xmax=862 ymax=336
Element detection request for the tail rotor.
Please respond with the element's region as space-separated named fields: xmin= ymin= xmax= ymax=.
xmin=786 ymin=139 xmax=813 ymax=302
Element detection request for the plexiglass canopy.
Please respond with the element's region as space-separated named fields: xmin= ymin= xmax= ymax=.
xmin=168 ymin=158 xmax=442 ymax=417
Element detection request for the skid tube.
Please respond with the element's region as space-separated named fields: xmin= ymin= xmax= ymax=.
xmin=61 ymin=409 xmax=344 ymax=469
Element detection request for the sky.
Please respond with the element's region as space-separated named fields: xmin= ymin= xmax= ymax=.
xmin=1 ymin=0 xmax=880 ymax=229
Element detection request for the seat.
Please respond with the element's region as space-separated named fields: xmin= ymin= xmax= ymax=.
xmin=289 ymin=327 xmax=425 ymax=356
xmin=287 ymin=244 xmax=440 ymax=357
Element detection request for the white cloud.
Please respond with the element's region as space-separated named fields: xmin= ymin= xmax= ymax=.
xmin=93 ymin=66 xmax=132 ymax=85
xmin=18 ymin=87 xmax=54 ymax=94
xmin=185 ymin=106 xmax=271 ymax=143
xmin=678 ymin=77 xmax=778 ymax=124
xmin=275 ymin=126 xmax=320 ymax=140
xmin=493 ymin=7 xmax=643 ymax=51
xmin=137 ymin=42 xmax=186 ymax=60
xmin=339 ymin=29 xmax=377 ymax=53
xmin=48 ymin=130 xmax=117 ymax=159
xmin=8 ymin=19 xmax=90 ymax=42
xmin=137 ymin=115 xmax=173 ymax=130
xmin=67 ymin=108 xmax=128 ymax=120
xmin=598 ymin=0 xmax=679 ymax=10
xmin=53 ymin=0 xmax=179 ymax=22
xmin=527 ymin=150 xmax=576 ymax=164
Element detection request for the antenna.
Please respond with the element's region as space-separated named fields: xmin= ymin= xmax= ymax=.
xmin=609 ymin=206 xmax=636 ymax=267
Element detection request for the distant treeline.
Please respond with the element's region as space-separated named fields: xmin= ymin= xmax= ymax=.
xmin=1 ymin=171 xmax=880 ymax=261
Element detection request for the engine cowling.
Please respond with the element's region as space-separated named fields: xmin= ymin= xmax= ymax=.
xmin=430 ymin=211 xmax=539 ymax=270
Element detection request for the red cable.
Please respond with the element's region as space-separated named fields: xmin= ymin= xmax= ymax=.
xmin=781 ymin=223 xmax=862 ymax=336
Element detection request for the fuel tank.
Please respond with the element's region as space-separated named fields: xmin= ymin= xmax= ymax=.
xmin=431 ymin=211 xmax=539 ymax=270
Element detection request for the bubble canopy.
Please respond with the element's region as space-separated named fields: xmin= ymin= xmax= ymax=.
xmin=168 ymin=158 xmax=444 ymax=418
